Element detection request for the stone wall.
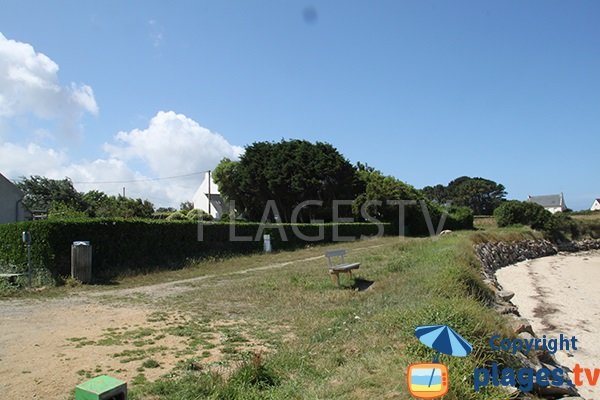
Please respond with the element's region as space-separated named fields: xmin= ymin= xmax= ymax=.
xmin=555 ymin=238 xmax=600 ymax=252
xmin=475 ymin=239 xmax=557 ymax=280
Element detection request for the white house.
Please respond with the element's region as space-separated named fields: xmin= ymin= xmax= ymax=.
xmin=192 ymin=171 xmax=226 ymax=219
xmin=0 ymin=173 xmax=30 ymax=224
xmin=527 ymin=193 xmax=567 ymax=214
xmin=591 ymin=199 xmax=600 ymax=212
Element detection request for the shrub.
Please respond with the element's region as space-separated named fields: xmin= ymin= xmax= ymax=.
xmin=543 ymin=213 xmax=579 ymax=241
xmin=524 ymin=203 xmax=552 ymax=230
xmin=494 ymin=200 xmax=551 ymax=229
xmin=165 ymin=211 xmax=187 ymax=221
xmin=150 ymin=212 xmax=171 ymax=220
xmin=493 ymin=201 xmax=588 ymax=240
xmin=142 ymin=359 xmax=161 ymax=369
xmin=445 ymin=206 xmax=474 ymax=230
xmin=48 ymin=202 xmax=89 ymax=220
xmin=63 ymin=276 xmax=82 ymax=287
xmin=186 ymin=209 xmax=214 ymax=221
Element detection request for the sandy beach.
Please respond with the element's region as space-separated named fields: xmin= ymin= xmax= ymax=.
xmin=496 ymin=251 xmax=600 ymax=400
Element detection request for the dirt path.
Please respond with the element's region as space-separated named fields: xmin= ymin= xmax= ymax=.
xmin=98 ymin=254 xmax=327 ymax=298
xmin=0 ymin=243 xmax=384 ymax=399
xmin=92 ymin=243 xmax=383 ymax=299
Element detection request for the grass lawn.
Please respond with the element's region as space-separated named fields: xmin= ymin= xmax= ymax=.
xmin=570 ymin=212 xmax=600 ymax=221
xmin=112 ymin=232 xmax=528 ymax=399
xmin=2 ymin=229 xmax=538 ymax=399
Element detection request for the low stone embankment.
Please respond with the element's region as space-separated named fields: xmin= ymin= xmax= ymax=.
xmin=555 ymin=238 xmax=600 ymax=253
xmin=475 ymin=239 xmax=557 ymax=280
xmin=473 ymin=238 xmax=600 ymax=400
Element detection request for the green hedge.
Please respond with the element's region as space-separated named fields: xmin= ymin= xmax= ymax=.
xmin=0 ymin=220 xmax=390 ymax=285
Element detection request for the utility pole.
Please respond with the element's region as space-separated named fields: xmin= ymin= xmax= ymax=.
xmin=207 ymin=170 xmax=211 ymax=216
xmin=123 ymin=187 xmax=126 ymax=197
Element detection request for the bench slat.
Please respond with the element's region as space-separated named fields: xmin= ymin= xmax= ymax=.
xmin=330 ymin=263 xmax=360 ymax=272
xmin=325 ymin=250 xmax=346 ymax=258
xmin=0 ymin=273 xmax=24 ymax=278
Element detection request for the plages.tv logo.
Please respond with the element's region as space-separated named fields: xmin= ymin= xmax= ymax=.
xmin=407 ymin=325 xmax=473 ymax=399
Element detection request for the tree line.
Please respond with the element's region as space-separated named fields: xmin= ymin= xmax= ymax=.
xmin=422 ymin=176 xmax=507 ymax=215
xmin=213 ymin=139 xmax=507 ymax=225
xmin=16 ymin=176 xmax=156 ymax=219
xmin=15 ymin=139 xmax=508 ymax=222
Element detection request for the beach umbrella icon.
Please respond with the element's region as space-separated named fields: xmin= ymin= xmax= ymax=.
xmin=414 ymin=325 xmax=473 ymax=387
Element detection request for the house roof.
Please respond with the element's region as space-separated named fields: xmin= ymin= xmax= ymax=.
xmin=192 ymin=172 xmax=221 ymax=202
xmin=527 ymin=194 xmax=563 ymax=208
xmin=0 ymin=172 xmax=23 ymax=197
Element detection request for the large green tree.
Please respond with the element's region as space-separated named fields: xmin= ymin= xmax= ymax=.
xmin=421 ymin=184 xmax=448 ymax=204
xmin=16 ymin=176 xmax=85 ymax=211
xmin=423 ymin=176 xmax=506 ymax=215
xmin=352 ymin=167 xmax=446 ymax=234
xmin=213 ymin=139 xmax=357 ymax=222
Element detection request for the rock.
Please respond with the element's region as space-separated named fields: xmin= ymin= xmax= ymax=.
xmin=554 ymin=239 xmax=600 ymax=252
xmin=513 ymin=351 xmax=542 ymax=370
xmin=517 ymin=331 xmax=535 ymax=344
xmin=512 ymin=318 xmax=535 ymax=336
xmin=483 ymin=278 xmax=499 ymax=291
xmin=497 ymin=290 xmax=515 ymax=301
xmin=537 ymin=350 xmax=559 ymax=366
xmin=495 ymin=304 xmax=519 ymax=315
xmin=498 ymin=384 xmax=520 ymax=397
xmin=534 ymin=381 xmax=579 ymax=398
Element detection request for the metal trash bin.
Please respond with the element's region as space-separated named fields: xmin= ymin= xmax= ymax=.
xmin=71 ymin=241 xmax=92 ymax=283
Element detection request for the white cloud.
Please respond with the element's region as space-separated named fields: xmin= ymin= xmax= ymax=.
xmin=0 ymin=141 xmax=67 ymax=178
xmin=0 ymin=34 xmax=240 ymax=206
xmin=0 ymin=32 xmax=98 ymax=135
xmin=1 ymin=111 xmax=243 ymax=207
xmin=0 ymin=32 xmax=241 ymax=206
xmin=104 ymin=111 xmax=244 ymax=175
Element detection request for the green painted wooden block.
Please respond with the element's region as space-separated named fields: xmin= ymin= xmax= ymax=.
xmin=75 ymin=375 xmax=127 ymax=400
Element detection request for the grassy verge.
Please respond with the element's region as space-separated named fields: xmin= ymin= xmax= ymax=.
xmin=112 ymin=231 xmax=531 ymax=399
xmin=0 ymin=238 xmax=390 ymax=298
xmin=473 ymin=215 xmax=497 ymax=230
xmin=570 ymin=213 xmax=600 ymax=238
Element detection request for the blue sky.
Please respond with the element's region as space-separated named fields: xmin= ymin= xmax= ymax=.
xmin=0 ymin=1 xmax=598 ymax=209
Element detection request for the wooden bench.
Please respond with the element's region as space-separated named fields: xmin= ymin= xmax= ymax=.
xmin=325 ymin=249 xmax=360 ymax=287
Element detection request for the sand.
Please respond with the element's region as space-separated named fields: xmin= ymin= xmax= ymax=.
xmin=496 ymin=251 xmax=600 ymax=400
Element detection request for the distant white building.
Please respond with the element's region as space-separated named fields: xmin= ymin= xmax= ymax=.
xmin=527 ymin=193 xmax=567 ymax=214
xmin=0 ymin=173 xmax=30 ymax=224
xmin=591 ymin=199 xmax=600 ymax=212
xmin=192 ymin=171 xmax=226 ymax=219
